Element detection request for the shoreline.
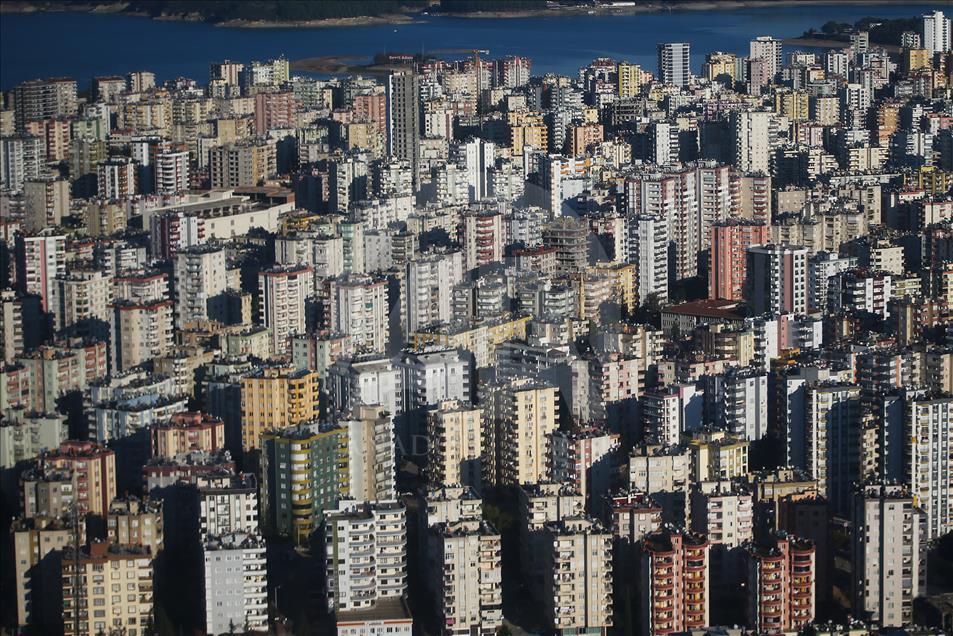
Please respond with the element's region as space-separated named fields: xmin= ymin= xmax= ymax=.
xmin=0 ymin=0 xmax=920 ymax=29
xmin=783 ymin=36 xmax=900 ymax=53
xmin=215 ymin=14 xmax=416 ymax=29
xmin=437 ymin=0 xmax=913 ymax=20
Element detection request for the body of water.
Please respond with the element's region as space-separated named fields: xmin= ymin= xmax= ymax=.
xmin=0 ymin=3 xmax=945 ymax=90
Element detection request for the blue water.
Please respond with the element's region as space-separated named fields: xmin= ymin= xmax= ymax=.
xmin=0 ymin=3 xmax=947 ymax=90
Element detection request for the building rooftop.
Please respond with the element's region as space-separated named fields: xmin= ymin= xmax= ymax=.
xmin=336 ymin=597 xmax=412 ymax=625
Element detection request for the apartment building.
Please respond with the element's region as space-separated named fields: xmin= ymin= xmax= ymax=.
xmin=426 ymin=399 xmax=484 ymax=492
xmin=23 ymin=177 xmax=69 ymax=232
xmin=52 ymin=268 xmax=111 ymax=333
xmin=61 ymin=543 xmax=154 ymax=636
xmin=155 ymin=150 xmax=189 ymax=194
xmin=109 ymin=270 xmax=175 ymax=372
xmin=12 ymin=77 xmax=78 ymax=130
xmin=628 ymin=444 xmax=691 ymax=526
xmin=800 ymin=383 xmax=862 ymax=516
xmin=427 ymin=519 xmax=503 ymax=635
xmin=518 ymin=482 xmax=585 ymax=602
xmin=1 ymin=134 xmax=46 ymax=192
xmin=851 ymin=483 xmax=927 ymax=627
xmin=462 ymin=209 xmax=505 ymax=270
xmin=709 ymin=219 xmax=770 ymax=301
xmin=687 ymin=430 xmax=749 ymax=483
xmin=203 ymin=531 xmax=268 ymax=635
xmin=609 ymin=491 xmax=664 ymax=546
xmin=14 ymin=230 xmax=66 ymax=313
xmin=198 ymin=473 xmax=260 ymax=540
xmin=106 ymin=496 xmax=164 ymax=555
xmin=39 ymin=440 xmax=116 ymax=516
xmin=745 ymin=244 xmax=809 ymax=315
xmin=485 ymin=378 xmax=559 ymax=486
xmin=325 ymin=500 xmax=410 ymax=633
xmin=12 ymin=515 xmax=78 ymax=630
xmin=690 ymin=480 xmax=755 ymax=549
xmin=402 ymin=250 xmax=465 ymax=334
xmin=173 ymin=244 xmax=227 ymax=326
xmin=209 ymin=139 xmax=277 ymax=188
xmin=0 ymin=408 xmax=66 ymax=470
xmin=639 ymin=527 xmax=710 ymax=636
xmin=745 ymin=532 xmax=816 ymax=633
xmin=240 ymin=366 xmax=320 ymax=451
xmin=904 ymin=395 xmax=953 ymax=539
xmin=260 ymin=422 xmax=348 ymax=544
xmin=150 ymin=411 xmax=225 ymax=457
xmin=327 ymin=274 xmax=389 ymax=354
xmin=258 ymin=265 xmax=313 ymax=356
xmin=540 ymin=517 xmax=614 ymax=634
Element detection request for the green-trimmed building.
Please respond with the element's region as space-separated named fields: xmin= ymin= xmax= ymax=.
xmin=261 ymin=422 xmax=348 ymax=545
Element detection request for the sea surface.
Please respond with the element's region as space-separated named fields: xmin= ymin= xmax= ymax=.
xmin=0 ymin=3 xmax=946 ymax=90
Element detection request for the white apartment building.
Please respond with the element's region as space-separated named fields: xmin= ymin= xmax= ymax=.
xmin=203 ymin=531 xmax=268 ymax=635
xmin=745 ymin=244 xmax=809 ymax=315
xmin=174 ymin=244 xmax=227 ymax=326
xmin=402 ymin=251 xmax=465 ymax=334
xmin=275 ymin=233 xmax=345 ymax=279
xmin=731 ymin=110 xmax=778 ymax=174
xmin=462 ymin=210 xmax=505 ymax=271
xmin=329 ymin=275 xmax=388 ymax=354
xmin=325 ymin=500 xmax=407 ymax=612
xmin=852 ymin=483 xmax=927 ymax=628
xmin=52 ymin=269 xmax=111 ymax=332
xmin=97 ymin=156 xmax=138 ymax=199
xmin=904 ymin=396 xmax=953 ymax=539
xmin=395 ymin=347 xmax=472 ymax=413
xmin=326 ymin=356 xmax=402 ymax=419
xmin=808 ymin=251 xmax=857 ymax=312
xmin=658 ymin=42 xmax=691 ymax=87
xmin=15 ymin=231 xmax=66 ymax=313
xmin=628 ymin=215 xmax=668 ymax=304
xmin=749 ymin=36 xmax=783 ymax=79
xmin=259 ymin=265 xmax=313 ymax=357
xmin=690 ymin=480 xmax=754 ymax=549
xmin=720 ymin=367 xmax=769 ymax=440
xmin=0 ymin=409 xmax=66 ymax=469
xmin=625 ymin=170 xmax=698 ymax=281
xmin=923 ymin=10 xmax=951 ymax=55
xmin=198 ymin=475 xmax=260 ymax=541
xmin=641 ymin=383 xmax=702 ymax=446
xmin=420 ymin=485 xmax=484 ymax=531
xmin=110 ymin=271 xmax=174 ymax=373
xmin=1 ymin=135 xmax=45 ymax=192
xmin=155 ymin=150 xmax=189 ymax=194
xmin=828 ymin=269 xmax=892 ymax=318
xmin=462 ymin=138 xmax=496 ymax=202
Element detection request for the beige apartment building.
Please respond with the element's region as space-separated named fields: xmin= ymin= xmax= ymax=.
xmin=427 ymin=519 xmax=503 ymax=635
xmin=62 ymin=543 xmax=154 ymax=636
xmin=426 ymin=399 xmax=484 ymax=491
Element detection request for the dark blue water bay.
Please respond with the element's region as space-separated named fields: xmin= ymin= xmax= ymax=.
xmin=0 ymin=4 xmax=945 ymax=90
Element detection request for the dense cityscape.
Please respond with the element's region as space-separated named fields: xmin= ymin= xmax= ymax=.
xmin=1 ymin=3 xmax=953 ymax=635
